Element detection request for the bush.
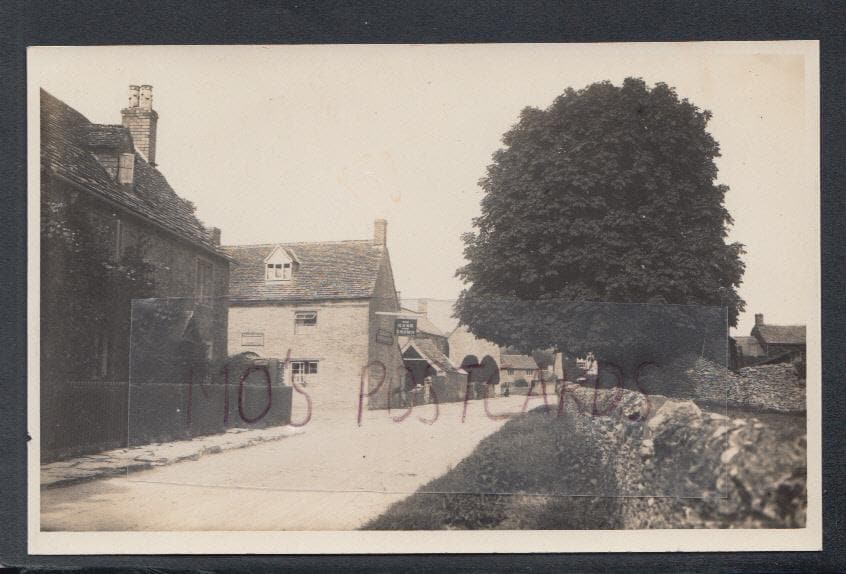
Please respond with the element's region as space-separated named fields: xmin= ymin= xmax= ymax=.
xmin=513 ymin=378 xmax=528 ymax=388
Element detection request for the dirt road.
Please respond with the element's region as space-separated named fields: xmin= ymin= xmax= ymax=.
xmin=41 ymin=394 xmax=546 ymax=531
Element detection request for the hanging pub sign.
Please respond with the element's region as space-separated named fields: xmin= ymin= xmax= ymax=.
xmin=395 ymin=317 xmax=417 ymax=336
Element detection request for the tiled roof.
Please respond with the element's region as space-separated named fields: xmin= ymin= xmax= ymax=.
xmin=734 ymin=336 xmax=764 ymax=356
xmin=77 ymin=124 xmax=132 ymax=149
xmin=754 ymin=324 xmax=806 ymax=346
xmin=402 ymin=338 xmax=464 ymax=374
xmin=223 ymin=241 xmax=386 ymax=302
xmin=500 ymin=354 xmax=539 ymax=371
xmin=40 ymin=89 xmax=224 ymax=256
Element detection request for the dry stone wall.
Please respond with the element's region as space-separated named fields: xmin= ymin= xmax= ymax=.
xmin=535 ymin=384 xmax=806 ymax=528
xmin=690 ymin=359 xmax=806 ymax=413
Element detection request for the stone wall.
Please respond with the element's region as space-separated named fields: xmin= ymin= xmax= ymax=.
xmin=634 ymin=355 xmax=806 ymax=414
xmin=543 ymin=384 xmax=805 ymax=528
xmin=689 ymin=359 xmax=806 ymax=413
xmin=366 ymin=256 xmax=405 ymax=410
xmin=228 ymin=300 xmax=371 ymax=410
xmin=366 ymin=383 xmax=807 ymax=530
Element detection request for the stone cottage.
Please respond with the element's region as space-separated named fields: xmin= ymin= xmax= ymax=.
xmin=750 ymin=313 xmax=806 ymax=361
xmin=40 ymin=86 xmax=230 ymax=460
xmin=224 ymin=219 xmax=404 ymax=411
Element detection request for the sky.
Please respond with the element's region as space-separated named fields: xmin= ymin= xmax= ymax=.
xmin=29 ymin=42 xmax=819 ymax=336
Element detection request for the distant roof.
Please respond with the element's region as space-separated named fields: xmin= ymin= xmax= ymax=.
xmin=402 ymin=338 xmax=464 ymax=374
xmin=400 ymin=307 xmax=445 ymax=337
xmin=734 ymin=335 xmax=764 ymax=356
xmin=40 ymin=89 xmax=223 ymax=256
xmin=500 ymin=354 xmax=539 ymax=370
xmin=224 ymin=241 xmax=386 ymax=302
xmin=754 ymin=324 xmax=806 ymax=346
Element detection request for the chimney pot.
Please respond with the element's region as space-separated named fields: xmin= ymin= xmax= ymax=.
xmin=139 ymin=85 xmax=153 ymax=109
xmin=373 ymin=219 xmax=387 ymax=247
xmin=128 ymin=85 xmax=140 ymax=108
xmin=755 ymin=313 xmax=764 ymax=327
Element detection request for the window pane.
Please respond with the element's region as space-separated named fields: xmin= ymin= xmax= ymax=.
xmin=295 ymin=312 xmax=317 ymax=326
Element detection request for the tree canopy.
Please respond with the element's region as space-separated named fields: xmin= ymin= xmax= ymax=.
xmin=455 ymin=78 xmax=744 ymax=370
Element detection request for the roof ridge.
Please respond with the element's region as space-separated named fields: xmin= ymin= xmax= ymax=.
xmin=223 ymin=239 xmax=377 ymax=249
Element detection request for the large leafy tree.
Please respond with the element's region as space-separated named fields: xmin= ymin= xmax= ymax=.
xmin=455 ymin=78 xmax=744 ymax=372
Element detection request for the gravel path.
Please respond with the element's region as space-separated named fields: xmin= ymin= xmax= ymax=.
xmin=41 ymin=395 xmax=538 ymax=531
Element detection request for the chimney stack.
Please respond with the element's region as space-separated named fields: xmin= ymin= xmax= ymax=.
xmin=373 ymin=219 xmax=387 ymax=247
xmin=209 ymin=227 xmax=221 ymax=246
xmin=755 ymin=313 xmax=764 ymax=327
xmin=417 ymin=299 xmax=428 ymax=317
xmin=121 ymin=84 xmax=159 ymax=166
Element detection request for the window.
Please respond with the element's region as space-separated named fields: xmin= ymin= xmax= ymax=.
xmin=196 ymin=259 xmax=213 ymax=301
xmin=292 ymin=361 xmax=318 ymax=375
xmin=241 ymin=332 xmax=264 ymax=346
xmin=294 ymin=311 xmax=317 ymax=333
xmin=265 ymin=262 xmax=291 ymax=281
xmin=264 ymin=245 xmax=295 ymax=282
xmin=118 ymin=152 xmax=135 ymax=185
xmin=508 ymin=369 xmax=515 ymax=376
xmin=291 ymin=360 xmax=319 ymax=386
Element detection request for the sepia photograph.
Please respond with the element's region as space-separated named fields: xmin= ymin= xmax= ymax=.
xmin=27 ymin=42 xmax=820 ymax=554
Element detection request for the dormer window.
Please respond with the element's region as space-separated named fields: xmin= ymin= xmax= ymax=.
xmin=264 ymin=244 xmax=297 ymax=282
xmin=266 ymin=263 xmax=291 ymax=281
xmin=117 ymin=152 xmax=135 ymax=185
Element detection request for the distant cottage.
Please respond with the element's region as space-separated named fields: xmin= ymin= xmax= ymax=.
xmin=40 ymin=86 xmax=230 ymax=460
xmin=447 ymin=325 xmax=540 ymax=394
xmin=733 ymin=313 xmax=806 ymax=368
xmin=750 ymin=313 xmax=806 ymax=359
xmin=224 ymin=219 xmax=404 ymax=410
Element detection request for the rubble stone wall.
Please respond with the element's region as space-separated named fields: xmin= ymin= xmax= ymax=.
xmin=553 ymin=385 xmax=806 ymax=528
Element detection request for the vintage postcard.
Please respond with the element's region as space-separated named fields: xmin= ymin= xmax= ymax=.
xmin=27 ymin=42 xmax=821 ymax=554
